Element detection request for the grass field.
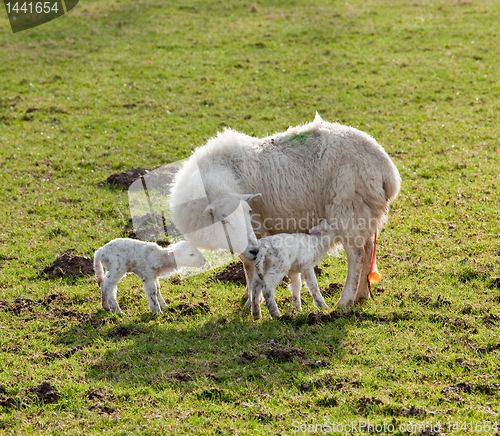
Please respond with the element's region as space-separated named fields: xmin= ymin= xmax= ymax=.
xmin=1 ymin=0 xmax=500 ymax=434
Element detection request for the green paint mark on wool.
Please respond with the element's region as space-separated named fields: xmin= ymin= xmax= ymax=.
xmin=288 ymin=131 xmax=312 ymax=146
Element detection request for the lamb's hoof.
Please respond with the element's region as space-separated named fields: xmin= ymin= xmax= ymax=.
xmin=252 ymin=313 xmax=262 ymax=321
xmin=313 ymin=301 xmax=329 ymax=310
xmin=243 ymin=298 xmax=252 ymax=309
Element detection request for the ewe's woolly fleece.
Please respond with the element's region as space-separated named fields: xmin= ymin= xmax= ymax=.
xmin=170 ymin=114 xmax=401 ymax=249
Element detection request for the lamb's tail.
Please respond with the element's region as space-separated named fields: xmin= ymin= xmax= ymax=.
xmin=93 ymin=248 xmax=105 ymax=286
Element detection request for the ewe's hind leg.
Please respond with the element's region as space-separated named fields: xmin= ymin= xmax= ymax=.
xmin=155 ymin=278 xmax=167 ymax=309
xmin=101 ymin=271 xmax=124 ymax=313
xmin=288 ymin=272 xmax=302 ymax=310
xmin=353 ymin=237 xmax=374 ymax=303
xmin=302 ymin=267 xmax=328 ymax=309
xmin=338 ymin=244 xmax=366 ymax=307
xmin=143 ymin=279 xmax=162 ymax=314
xmin=261 ymin=270 xmax=283 ymax=319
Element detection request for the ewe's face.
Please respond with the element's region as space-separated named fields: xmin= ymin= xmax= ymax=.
xmin=203 ymin=194 xmax=260 ymax=260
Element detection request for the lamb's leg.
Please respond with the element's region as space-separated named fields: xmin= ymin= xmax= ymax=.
xmin=144 ymin=279 xmax=162 ymax=314
xmin=100 ymin=275 xmax=111 ymax=311
xmin=251 ymin=275 xmax=263 ymax=320
xmin=240 ymin=254 xmax=254 ymax=301
xmin=261 ymin=269 xmax=284 ymax=319
xmin=338 ymin=244 xmax=366 ymax=307
xmin=288 ymin=272 xmax=302 ymax=310
xmin=155 ymin=278 xmax=167 ymax=309
xmin=302 ymin=267 xmax=328 ymax=309
xmin=353 ymin=237 xmax=374 ymax=303
xmin=102 ymin=271 xmax=123 ymax=313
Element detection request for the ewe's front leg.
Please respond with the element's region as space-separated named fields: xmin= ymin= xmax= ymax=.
xmin=288 ymin=272 xmax=302 ymax=310
xmin=302 ymin=267 xmax=328 ymax=310
xmin=144 ymin=279 xmax=162 ymax=314
xmin=240 ymin=254 xmax=254 ymax=301
xmin=353 ymin=237 xmax=374 ymax=303
xmin=338 ymin=244 xmax=366 ymax=307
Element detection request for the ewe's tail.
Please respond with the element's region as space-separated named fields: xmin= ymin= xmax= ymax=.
xmin=93 ymin=249 xmax=105 ymax=285
xmin=382 ymin=162 xmax=401 ymax=204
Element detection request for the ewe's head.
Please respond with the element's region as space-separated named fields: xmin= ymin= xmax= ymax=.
xmin=168 ymin=241 xmax=206 ymax=268
xmin=202 ymin=193 xmax=262 ymax=260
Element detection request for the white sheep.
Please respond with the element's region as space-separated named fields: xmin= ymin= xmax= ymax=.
xmin=94 ymin=239 xmax=206 ymax=314
xmin=170 ymin=114 xmax=400 ymax=307
xmin=250 ymin=219 xmax=333 ymax=320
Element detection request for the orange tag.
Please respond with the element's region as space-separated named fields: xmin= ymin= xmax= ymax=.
xmin=368 ymin=271 xmax=382 ymax=284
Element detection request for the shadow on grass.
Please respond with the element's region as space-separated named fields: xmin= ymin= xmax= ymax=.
xmin=53 ymin=303 xmax=367 ymax=393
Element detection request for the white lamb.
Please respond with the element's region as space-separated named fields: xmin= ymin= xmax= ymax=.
xmin=250 ymin=219 xmax=334 ymax=320
xmin=94 ymin=239 xmax=206 ymax=314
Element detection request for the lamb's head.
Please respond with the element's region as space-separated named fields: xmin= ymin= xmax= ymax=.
xmin=202 ymin=193 xmax=262 ymax=260
xmin=168 ymin=241 xmax=206 ymax=268
xmin=309 ymin=219 xmax=334 ymax=235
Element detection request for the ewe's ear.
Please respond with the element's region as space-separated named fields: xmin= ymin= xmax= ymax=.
xmin=202 ymin=203 xmax=215 ymax=218
xmin=237 ymin=193 xmax=262 ymax=203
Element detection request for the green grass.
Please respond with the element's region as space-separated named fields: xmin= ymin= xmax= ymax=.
xmin=1 ymin=0 xmax=500 ymax=434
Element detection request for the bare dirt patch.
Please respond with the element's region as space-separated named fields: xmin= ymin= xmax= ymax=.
xmin=107 ymin=326 xmax=142 ymax=340
xmin=39 ymin=346 xmax=83 ymax=360
xmin=212 ymin=262 xmax=291 ymax=287
xmin=168 ymin=371 xmax=194 ymax=382
xmin=29 ymin=382 xmax=60 ymax=404
xmin=85 ymin=388 xmax=115 ymax=402
xmin=265 ymin=344 xmax=306 ymax=363
xmin=0 ymin=394 xmax=16 ymax=409
xmin=238 ymin=351 xmax=257 ymax=364
xmin=96 ymin=167 xmax=151 ymax=190
xmin=40 ymin=250 xmax=94 ymax=279
xmin=321 ymin=282 xmax=343 ymax=297
xmin=214 ymin=262 xmax=247 ymax=285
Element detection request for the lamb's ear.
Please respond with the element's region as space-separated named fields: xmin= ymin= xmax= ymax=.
xmin=237 ymin=193 xmax=262 ymax=203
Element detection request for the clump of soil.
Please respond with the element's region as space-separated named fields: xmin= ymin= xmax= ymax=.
xmin=169 ymin=371 xmax=193 ymax=382
xmin=0 ymin=293 xmax=72 ymax=315
xmin=321 ymin=282 xmax=343 ymax=297
xmin=107 ymin=326 xmax=142 ymax=340
xmin=0 ymin=394 xmax=16 ymax=409
xmin=358 ymin=396 xmax=383 ymax=411
xmin=213 ymin=262 xmax=290 ymax=286
xmin=214 ymin=262 xmax=247 ymax=285
xmin=441 ymin=382 xmax=475 ymax=395
xmin=265 ymin=344 xmax=306 ymax=363
xmin=492 ymin=277 xmax=500 ymax=289
xmin=41 ymin=346 xmax=83 ymax=360
xmin=29 ymin=382 xmax=60 ymax=404
xmin=96 ymin=167 xmax=151 ymax=190
xmin=40 ymin=250 xmax=94 ymax=279
xmin=85 ymin=388 xmax=115 ymax=402
xmin=238 ymin=351 xmax=257 ymax=364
